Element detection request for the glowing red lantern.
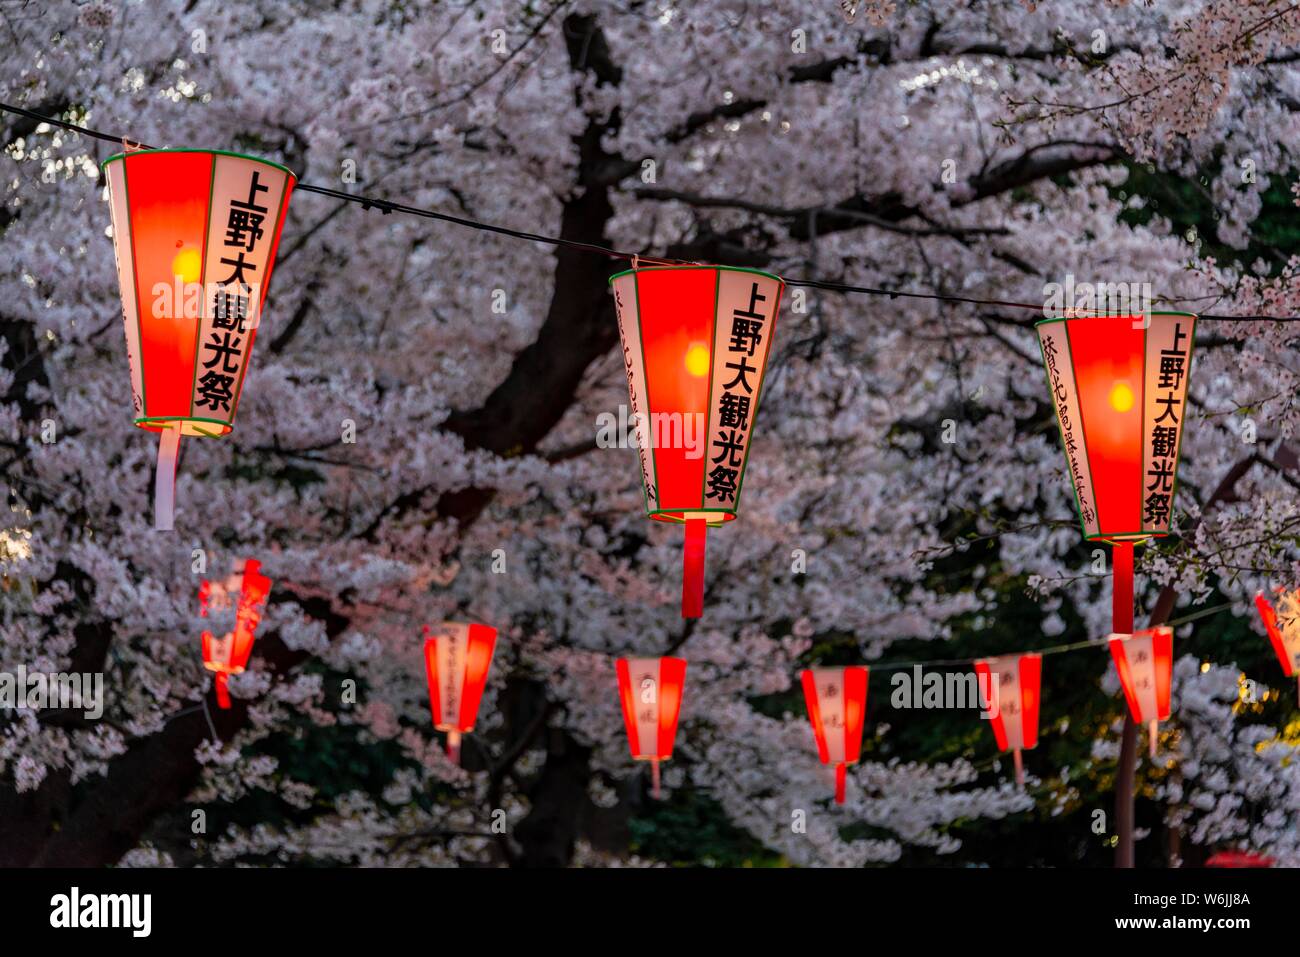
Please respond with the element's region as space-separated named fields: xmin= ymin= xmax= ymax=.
xmin=423 ymin=622 xmax=498 ymax=765
xmin=1108 ymin=625 xmax=1173 ymax=758
xmin=1036 ymin=313 xmax=1197 ymax=635
xmin=801 ymin=666 xmax=868 ymax=804
xmin=615 ymin=656 xmax=687 ymax=798
xmin=609 ymin=266 xmax=785 ymax=617
xmin=1255 ymin=589 xmax=1300 ymax=704
xmin=1205 ymin=849 xmax=1275 ymax=868
xmin=199 ymin=558 xmax=271 ymax=709
xmin=103 ymin=149 xmax=296 ymax=530
xmin=973 ymin=653 xmax=1041 ymax=786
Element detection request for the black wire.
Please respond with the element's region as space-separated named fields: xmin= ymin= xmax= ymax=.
xmin=4 ymin=101 xmax=1299 ymax=322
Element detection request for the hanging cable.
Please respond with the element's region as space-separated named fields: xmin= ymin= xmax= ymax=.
xmin=3 ymin=100 xmax=1300 ymax=321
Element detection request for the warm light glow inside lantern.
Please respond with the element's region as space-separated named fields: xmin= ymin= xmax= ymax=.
xmin=801 ymin=666 xmax=868 ymax=804
xmin=1108 ymin=625 xmax=1173 ymax=759
xmin=1255 ymin=589 xmax=1300 ymax=704
xmin=199 ymin=558 xmax=271 ymax=709
xmin=615 ymin=657 xmax=687 ymax=799
xmin=1036 ymin=312 xmax=1197 ymax=636
xmin=103 ymin=148 xmax=296 ymax=531
xmin=609 ymin=266 xmax=785 ymax=617
xmin=423 ymin=622 xmax=498 ymax=765
xmin=974 ymin=653 xmax=1041 ymax=786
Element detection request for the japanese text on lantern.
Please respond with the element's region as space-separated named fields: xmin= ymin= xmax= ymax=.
xmin=1141 ymin=320 xmax=1189 ymax=530
xmin=705 ymin=279 xmax=767 ymax=507
xmin=442 ymin=628 xmax=465 ymax=723
xmin=1038 ymin=325 xmax=1098 ymax=534
xmin=612 ymin=283 xmax=658 ymax=507
xmin=194 ymin=169 xmax=271 ymax=416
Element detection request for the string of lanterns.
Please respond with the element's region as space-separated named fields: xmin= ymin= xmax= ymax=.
xmin=191 ymin=581 xmax=1295 ymax=797
xmin=2 ymin=113 xmax=1296 ymax=802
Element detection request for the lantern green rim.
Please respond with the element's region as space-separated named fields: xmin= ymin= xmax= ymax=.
xmin=101 ymin=148 xmax=298 ymax=182
xmin=647 ymin=508 xmax=736 ymax=525
xmin=607 ymin=264 xmax=783 ymax=286
xmin=134 ymin=415 xmax=232 ymax=436
xmin=1034 ymin=310 xmax=1197 ymax=327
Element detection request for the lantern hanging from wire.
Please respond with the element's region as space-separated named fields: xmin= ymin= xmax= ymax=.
xmin=423 ymin=622 xmax=498 ymax=765
xmin=801 ymin=666 xmax=868 ymax=804
xmin=609 ymin=265 xmax=785 ymax=618
xmin=199 ymin=558 xmax=271 ymax=709
xmin=973 ymin=653 xmax=1041 ymax=787
xmin=103 ymin=148 xmax=296 ymax=531
xmin=1255 ymin=589 xmax=1300 ymax=704
xmin=1035 ymin=313 xmax=1197 ymax=637
xmin=1108 ymin=625 xmax=1172 ymax=758
xmin=615 ymin=656 xmax=687 ymax=798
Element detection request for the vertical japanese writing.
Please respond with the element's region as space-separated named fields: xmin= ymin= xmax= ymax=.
xmin=195 ymin=168 xmax=270 ymax=415
xmin=1143 ymin=321 xmax=1189 ymax=529
xmin=613 ymin=280 xmax=657 ymax=506
xmin=1037 ymin=323 xmax=1099 ymax=536
xmin=705 ymin=278 xmax=769 ymax=507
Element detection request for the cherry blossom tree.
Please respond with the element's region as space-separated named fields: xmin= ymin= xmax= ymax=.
xmin=0 ymin=0 xmax=1298 ymax=867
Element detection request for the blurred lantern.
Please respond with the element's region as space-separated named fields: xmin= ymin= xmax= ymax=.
xmin=973 ymin=653 xmax=1041 ymax=787
xmin=609 ymin=265 xmax=785 ymax=617
xmin=102 ymin=148 xmax=296 ymax=531
xmin=615 ymin=656 xmax=687 ymax=798
xmin=1255 ymin=589 xmax=1300 ymax=704
xmin=1205 ymin=849 xmax=1275 ymax=868
xmin=199 ymin=558 xmax=271 ymax=709
xmin=1035 ymin=313 xmax=1197 ymax=637
xmin=422 ymin=622 xmax=498 ymax=765
xmin=1108 ymin=625 xmax=1173 ymax=759
xmin=801 ymin=666 xmax=868 ymax=804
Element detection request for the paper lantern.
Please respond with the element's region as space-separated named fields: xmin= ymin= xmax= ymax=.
xmin=1205 ymin=849 xmax=1275 ymax=868
xmin=1036 ymin=313 xmax=1197 ymax=635
xmin=615 ymin=656 xmax=687 ymax=798
xmin=609 ymin=266 xmax=785 ymax=617
xmin=973 ymin=653 xmax=1041 ymax=786
xmin=423 ymin=622 xmax=498 ymax=765
xmin=1108 ymin=626 xmax=1173 ymax=758
xmin=1255 ymin=589 xmax=1300 ymax=704
xmin=103 ymin=148 xmax=296 ymax=530
xmin=199 ymin=558 xmax=271 ymax=709
xmin=801 ymin=666 xmax=868 ymax=804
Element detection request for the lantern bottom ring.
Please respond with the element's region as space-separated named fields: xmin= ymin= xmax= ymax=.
xmin=135 ymin=415 xmax=233 ymax=437
xmin=648 ymin=508 xmax=735 ymax=526
xmin=1092 ymin=533 xmax=1157 ymax=545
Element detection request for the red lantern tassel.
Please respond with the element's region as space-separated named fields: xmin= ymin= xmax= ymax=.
xmin=651 ymin=758 xmax=661 ymax=800
xmin=154 ymin=424 xmax=182 ymax=532
xmin=214 ymin=672 xmax=231 ymax=709
xmin=834 ymin=763 xmax=846 ymax=804
xmin=446 ymin=730 xmax=461 ymax=766
xmin=1013 ymin=748 xmax=1024 ymax=788
xmin=1148 ymin=719 xmax=1159 ymax=760
xmin=682 ymin=518 xmax=707 ymax=618
xmin=1111 ymin=540 xmax=1134 ymax=634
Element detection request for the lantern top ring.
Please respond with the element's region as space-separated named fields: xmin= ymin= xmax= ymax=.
xmin=607 ymin=263 xmax=783 ymax=286
xmin=1035 ymin=310 xmax=1197 ymax=326
xmin=100 ymin=147 xmax=298 ymax=182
